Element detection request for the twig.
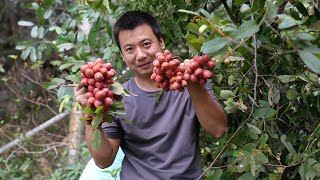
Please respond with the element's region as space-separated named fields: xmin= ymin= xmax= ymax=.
xmin=221 ymin=0 xmax=240 ymax=24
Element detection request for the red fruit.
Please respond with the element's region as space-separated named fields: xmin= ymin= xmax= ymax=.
xmin=151 ymin=73 xmax=156 ymax=80
xmin=155 ymin=75 xmax=165 ymax=82
xmin=155 ymin=52 xmax=163 ymax=58
xmin=169 ymin=60 xmax=176 ymax=68
xmin=100 ymin=67 xmax=108 ymax=75
xmin=193 ymin=55 xmax=200 ymax=63
xmin=101 ymin=88 xmax=109 ymax=95
xmin=172 ymin=82 xmax=180 ymax=90
xmin=206 ymin=61 xmax=216 ymax=69
xmin=84 ymin=114 xmax=91 ymax=119
xmin=157 ymin=55 xmax=166 ymax=63
xmin=194 ymin=68 xmax=204 ymax=77
xmin=104 ymin=97 xmax=113 ymax=106
xmin=81 ymin=78 xmax=89 ymax=86
xmin=177 ymin=66 xmax=185 ymax=73
xmin=189 ymin=61 xmax=200 ymax=71
xmin=161 ymin=81 xmax=169 ymax=88
xmin=95 ymin=81 xmax=104 ymax=89
xmin=155 ymin=68 xmax=163 ymax=75
xmin=94 ymin=99 xmax=103 ymax=107
xmin=88 ymin=85 xmax=95 ymax=92
xmin=203 ymin=70 xmax=213 ymax=79
xmin=85 ymin=69 xmax=94 ymax=78
xmin=187 ymin=68 xmax=193 ymax=74
xmin=95 ymin=58 xmax=103 ymax=64
xmin=107 ymin=90 xmax=113 ymax=97
xmin=95 ymin=91 xmax=106 ymax=100
xmin=88 ymin=78 xmax=95 ymax=86
xmin=80 ymin=65 xmax=89 ymax=73
xmin=81 ymin=73 xmax=86 ymax=78
xmin=183 ymin=74 xmax=190 ymax=81
xmin=86 ymin=119 xmax=92 ymax=125
xmin=176 ymin=76 xmax=183 ymax=83
xmin=93 ymin=88 xmax=100 ymax=95
xmin=202 ymin=54 xmax=210 ymax=63
xmin=94 ymin=72 xmax=104 ymax=81
xmin=106 ymin=79 xmax=114 ymax=84
xmin=176 ymin=72 xmax=182 ymax=76
xmin=164 ymin=49 xmax=171 ymax=56
xmin=104 ymin=63 xmax=112 ymax=70
xmin=165 ymin=54 xmax=172 ymax=61
xmin=169 ymin=77 xmax=176 ymax=84
xmin=181 ymin=80 xmax=188 ymax=87
xmin=199 ymin=78 xmax=207 ymax=85
xmin=165 ymin=69 xmax=173 ymax=76
xmin=190 ymin=74 xmax=198 ymax=83
xmin=153 ymin=60 xmax=161 ymax=67
xmin=92 ymin=65 xmax=100 ymax=73
xmin=87 ymin=97 xmax=96 ymax=106
xmin=87 ymin=62 xmax=95 ymax=68
xmin=198 ymin=56 xmax=207 ymax=66
xmin=161 ymin=62 xmax=169 ymax=70
xmin=155 ymin=82 xmax=161 ymax=88
xmin=107 ymin=71 xmax=115 ymax=78
xmin=85 ymin=92 xmax=94 ymax=99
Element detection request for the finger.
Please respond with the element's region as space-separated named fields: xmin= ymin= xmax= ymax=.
xmin=74 ymin=84 xmax=82 ymax=92
xmin=75 ymin=87 xmax=87 ymax=97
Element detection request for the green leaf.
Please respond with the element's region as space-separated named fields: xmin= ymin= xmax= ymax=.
xmin=92 ymin=129 xmax=101 ymax=150
xmin=177 ymin=9 xmax=200 ymax=16
xmin=51 ymin=78 xmax=65 ymax=84
xmin=298 ymin=50 xmax=320 ymax=74
xmin=31 ymin=26 xmax=38 ymax=38
xmin=59 ymin=63 xmax=74 ymax=70
xmin=234 ymin=20 xmax=259 ymax=39
xmin=92 ymin=114 xmax=103 ymax=129
xmin=21 ymin=47 xmax=31 ymax=60
xmin=235 ymin=0 xmax=247 ymax=6
xmin=247 ymin=123 xmax=262 ymax=140
xmin=280 ymin=134 xmax=297 ymax=155
xmin=18 ymin=21 xmax=34 ymax=26
xmin=15 ymin=45 xmax=27 ymax=50
xmin=294 ymin=2 xmax=309 ymax=16
xmin=43 ymin=9 xmax=53 ymax=19
xmin=84 ymin=106 xmax=94 ymax=116
xmin=201 ymin=38 xmax=228 ymax=54
xmin=38 ymin=26 xmax=44 ymax=39
xmin=286 ymin=89 xmax=298 ymax=100
xmin=110 ymin=82 xmax=125 ymax=95
xmin=95 ymin=106 xmax=103 ymax=114
xmin=238 ymin=172 xmax=255 ymax=180
xmin=254 ymin=107 xmax=276 ymax=119
xmin=30 ymin=47 xmax=37 ymax=62
xmin=80 ymin=117 xmax=91 ymax=121
xmin=57 ymin=43 xmax=74 ymax=52
xmin=66 ymin=74 xmax=81 ymax=83
xmin=277 ymin=75 xmax=297 ymax=83
xmin=220 ymin=90 xmax=234 ymax=99
xmin=77 ymin=31 xmax=85 ymax=42
xmin=67 ymin=31 xmax=76 ymax=42
xmin=265 ymin=3 xmax=278 ymax=20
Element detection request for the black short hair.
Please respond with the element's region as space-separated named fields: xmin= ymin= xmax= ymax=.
xmin=113 ymin=10 xmax=162 ymax=51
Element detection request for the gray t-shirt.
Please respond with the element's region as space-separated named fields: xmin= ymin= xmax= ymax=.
xmin=102 ymin=78 xmax=219 ymax=180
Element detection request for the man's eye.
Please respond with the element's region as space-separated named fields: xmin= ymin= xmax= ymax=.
xmin=143 ymin=42 xmax=151 ymax=47
xmin=126 ymin=47 xmax=133 ymax=52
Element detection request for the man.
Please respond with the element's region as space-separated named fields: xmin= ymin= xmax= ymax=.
xmin=75 ymin=10 xmax=228 ymax=179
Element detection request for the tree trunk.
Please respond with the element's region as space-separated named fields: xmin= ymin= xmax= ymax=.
xmin=67 ymin=104 xmax=84 ymax=165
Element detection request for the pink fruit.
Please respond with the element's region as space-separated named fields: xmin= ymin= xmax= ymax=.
xmin=94 ymin=99 xmax=103 ymax=107
xmin=81 ymin=78 xmax=89 ymax=86
xmin=104 ymin=97 xmax=113 ymax=106
xmin=85 ymin=69 xmax=94 ymax=78
xmin=203 ymin=70 xmax=213 ymax=79
xmin=94 ymin=72 xmax=104 ymax=81
xmin=95 ymin=91 xmax=106 ymax=100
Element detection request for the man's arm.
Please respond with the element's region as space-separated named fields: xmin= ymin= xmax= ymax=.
xmin=74 ymin=85 xmax=120 ymax=168
xmin=187 ymin=82 xmax=227 ymax=138
xmin=85 ymin=125 xmax=120 ymax=168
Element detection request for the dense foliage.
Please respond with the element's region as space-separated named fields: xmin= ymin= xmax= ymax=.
xmin=1 ymin=0 xmax=320 ymax=179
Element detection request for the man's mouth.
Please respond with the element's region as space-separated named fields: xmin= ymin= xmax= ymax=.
xmin=138 ymin=61 xmax=152 ymax=67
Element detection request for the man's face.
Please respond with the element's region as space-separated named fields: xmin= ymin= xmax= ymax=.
xmin=118 ymin=24 xmax=164 ymax=78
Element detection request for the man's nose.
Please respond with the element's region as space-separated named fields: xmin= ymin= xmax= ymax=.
xmin=136 ymin=47 xmax=147 ymax=61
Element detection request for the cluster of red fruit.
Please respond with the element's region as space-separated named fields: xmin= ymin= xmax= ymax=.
xmin=80 ymin=58 xmax=116 ymax=125
xmin=151 ymin=50 xmax=187 ymax=91
xmin=151 ymin=50 xmax=216 ymax=91
xmin=185 ymin=54 xmax=215 ymax=85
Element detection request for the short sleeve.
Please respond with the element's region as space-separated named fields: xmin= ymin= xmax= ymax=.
xmin=101 ymin=115 xmax=124 ymax=139
xmin=204 ymin=79 xmax=222 ymax=107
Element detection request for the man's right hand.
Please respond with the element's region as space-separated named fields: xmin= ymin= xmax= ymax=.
xmin=74 ymin=84 xmax=88 ymax=108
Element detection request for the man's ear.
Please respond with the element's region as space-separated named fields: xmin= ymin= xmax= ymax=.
xmin=160 ymin=38 xmax=165 ymax=49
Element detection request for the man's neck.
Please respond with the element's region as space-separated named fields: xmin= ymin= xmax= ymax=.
xmin=135 ymin=75 xmax=161 ymax=92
